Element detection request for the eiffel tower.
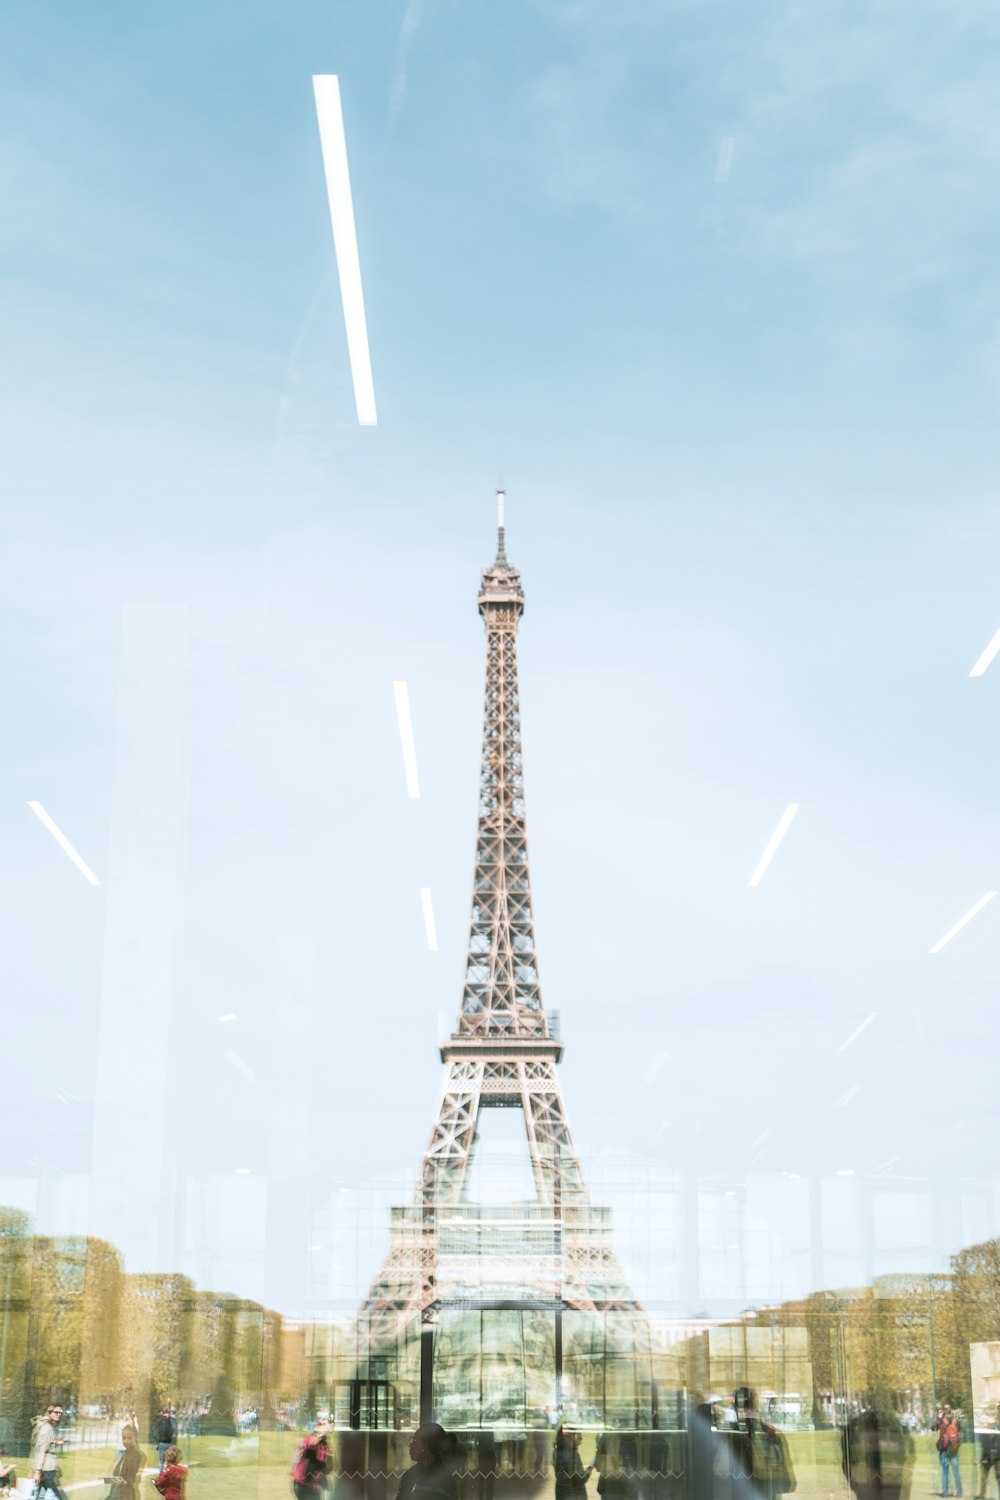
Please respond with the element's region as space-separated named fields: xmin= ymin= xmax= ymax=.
xmin=358 ymin=496 xmax=643 ymax=1428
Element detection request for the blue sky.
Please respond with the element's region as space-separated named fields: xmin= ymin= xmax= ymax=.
xmin=2 ymin=0 xmax=1000 ymax=1316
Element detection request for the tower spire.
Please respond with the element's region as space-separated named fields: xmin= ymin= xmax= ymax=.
xmin=458 ymin=499 xmax=541 ymax=1038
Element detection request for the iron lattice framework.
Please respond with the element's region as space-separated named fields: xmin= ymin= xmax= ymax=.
xmin=360 ymin=503 xmax=640 ymax=1350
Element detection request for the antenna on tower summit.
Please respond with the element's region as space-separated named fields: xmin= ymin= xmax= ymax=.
xmin=496 ymin=487 xmax=507 ymax=562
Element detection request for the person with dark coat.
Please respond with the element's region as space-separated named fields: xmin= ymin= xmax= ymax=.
xmin=106 ymin=1425 xmax=147 ymax=1500
xmin=726 ymin=1388 xmax=795 ymax=1500
xmin=842 ymin=1407 xmax=914 ymax=1500
xmin=554 ymin=1427 xmax=593 ymax=1500
xmin=397 ymin=1423 xmax=457 ymax=1500
xmin=154 ymin=1409 xmax=178 ymax=1474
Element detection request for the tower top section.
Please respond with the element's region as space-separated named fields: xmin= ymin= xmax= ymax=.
xmin=453 ymin=492 xmax=548 ymax=1044
xmin=479 ymin=489 xmax=524 ymax=617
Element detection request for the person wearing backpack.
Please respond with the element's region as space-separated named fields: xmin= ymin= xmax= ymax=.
xmin=937 ymin=1407 xmax=963 ymax=1497
xmin=291 ymin=1416 xmax=332 ymax=1498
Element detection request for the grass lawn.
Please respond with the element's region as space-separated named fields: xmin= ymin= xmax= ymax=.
xmin=47 ymin=1429 xmax=974 ymax=1500
xmin=784 ymin=1429 xmax=974 ymax=1500
xmin=55 ymin=1434 xmax=297 ymax=1497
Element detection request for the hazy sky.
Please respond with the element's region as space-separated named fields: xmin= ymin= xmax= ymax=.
xmin=2 ymin=0 xmax=1000 ymax=1319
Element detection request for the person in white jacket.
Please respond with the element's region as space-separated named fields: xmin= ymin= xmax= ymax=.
xmin=30 ymin=1402 xmax=68 ymax=1499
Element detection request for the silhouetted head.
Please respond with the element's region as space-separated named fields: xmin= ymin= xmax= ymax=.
xmin=410 ymin=1422 xmax=446 ymax=1465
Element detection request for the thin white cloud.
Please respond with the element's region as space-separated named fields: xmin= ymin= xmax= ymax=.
xmin=389 ymin=0 xmax=425 ymax=126
xmin=714 ymin=135 xmax=735 ymax=184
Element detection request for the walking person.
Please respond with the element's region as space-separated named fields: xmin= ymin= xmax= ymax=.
xmin=290 ymin=1414 xmax=332 ymax=1499
xmin=554 ymin=1427 xmax=593 ymax=1500
xmin=154 ymin=1408 xmax=178 ymax=1473
xmin=31 ymin=1401 xmax=68 ymax=1500
xmin=937 ymin=1406 xmax=963 ymax=1498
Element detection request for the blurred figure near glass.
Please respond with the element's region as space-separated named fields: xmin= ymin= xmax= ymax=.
xmin=332 ymin=1432 xmax=366 ymax=1500
xmin=397 ymin=1423 xmax=457 ymax=1500
xmin=438 ymin=1428 xmax=469 ymax=1500
xmin=291 ymin=1415 xmax=332 ymax=1499
xmin=554 ymin=1427 xmax=592 ymax=1500
xmin=725 ymin=1388 xmax=795 ymax=1500
xmin=596 ymin=1449 xmax=636 ymax=1500
xmin=685 ymin=1403 xmax=718 ymax=1500
xmin=978 ymin=1407 xmax=1000 ymax=1499
xmin=842 ymin=1408 xmax=914 ymax=1500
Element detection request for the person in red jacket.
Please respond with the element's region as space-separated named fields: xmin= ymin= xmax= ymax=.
xmin=152 ymin=1446 xmax=188 ymax=1500
xmin=291 ymin=1417 xmax=332 ymax=1498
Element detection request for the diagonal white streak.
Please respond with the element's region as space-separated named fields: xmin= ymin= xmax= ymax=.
xmin=393 ymin=681 xmax=421 ymax=797
xmin=837 ymin=1011 xmax=877 ymax=1052
xmin=420 ymin=887 xmax=438 ymax=951
xmin=312 ymin=74 xmax=377 ymax=426
xmin=969 ymin=624 xmax=1000 ymax=677
xmin=224 ymin=1048 xmax=257 ymax=1084
xmin=643 ymin=1051 xmax=667 ymax=1085
xmin=930 ymin=889 xmax=997 ymax=953
xmin=28 ymin=800 xmax=100 ymax=885
xmin=715 ymin=135 xmax=735 ymax=184
xmin=748 ymin=803 xmax=800 ymax=888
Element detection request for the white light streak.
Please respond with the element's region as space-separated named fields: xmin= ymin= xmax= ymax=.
xmin=871 ymin=1155 xmax=901 ymax=1177
xmin=748 ymin=803 xmax=800 ymax=888
xmin=420 ymin=886 xmax=438 ymax=951
xmin=715 ymin=135 xmax=735 ymax=184
xmin=392 ymin=681 xmax=421 ymax=797
xmin=643 ymin=1051 xmax=667 ymax=1085
xmin=836 ymin=1083 xmax=860 ymax=1107
xmin=312 ymin=74 xmax=377 ymax=426
xmin=929 ymin=890 xmax=997 ymax=954
xmin=28 ymin=801 xmax=100 ymax=885
xmin=235 ymin=1168 xmax=250 ymax=1175
xmin=969 ymin=625 xmax=1000 ymax=678
xmin=836 ymin=1168 xmax=854 ymax=1176
xmin=224 ymin=1048 xmax=256 ymax=1084
xmin=219 ymin=1013 xmax=236 ymax=1023
xmin=837 ymin=1011 xmax=877 ymax=1052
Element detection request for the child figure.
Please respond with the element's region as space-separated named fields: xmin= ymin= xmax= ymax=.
xmin=0 ymin=1446 xmax=16 ymax=1492
xmin=153 ymin=1446 xmax=188 ymax=1500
